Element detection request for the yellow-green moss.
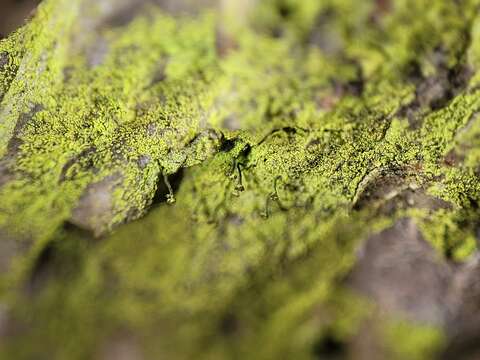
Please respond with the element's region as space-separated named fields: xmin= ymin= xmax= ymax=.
xmin=2 ymin=0 xmax=480 ymax=358
xmin=384 ymin=318 xmax=445 ymax=360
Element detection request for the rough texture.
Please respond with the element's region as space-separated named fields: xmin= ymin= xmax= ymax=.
xmin=1 ymin=0 xmax=480 ymax=359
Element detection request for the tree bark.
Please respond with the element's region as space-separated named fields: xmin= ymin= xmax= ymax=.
xmin=1 ymin=0 xmax=480 ymax=359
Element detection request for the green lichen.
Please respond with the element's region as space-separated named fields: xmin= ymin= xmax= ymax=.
xmin=384 ymin=318 xmax=445 ymax=360
xmin=416 ymin=208 xmax=478 ymax=261
xmin=1 ymin=0 xmax=480 ymax=358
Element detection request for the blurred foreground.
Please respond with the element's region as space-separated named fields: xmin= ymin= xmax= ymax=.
xmin=1 ymin=0 xmax=480 ymax=359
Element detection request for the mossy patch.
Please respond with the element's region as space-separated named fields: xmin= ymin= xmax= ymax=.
xmin=1 ymin=0 xmax=480 ymax=358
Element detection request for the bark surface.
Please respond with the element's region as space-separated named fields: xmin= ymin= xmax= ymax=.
xmin=1 ymin=0 xmax=480 ymax=359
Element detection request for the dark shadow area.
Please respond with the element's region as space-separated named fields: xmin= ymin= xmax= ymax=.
xmin=0 ymin=0 xmax=42 ymax=38
xmin=312 ymin=332 xmax=346 ymax=360
xmin=25 ymin=222 xmax=93 ymax=296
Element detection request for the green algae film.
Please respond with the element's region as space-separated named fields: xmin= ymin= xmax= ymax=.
xmin=1 ymin=0 xmax=480 ymax=358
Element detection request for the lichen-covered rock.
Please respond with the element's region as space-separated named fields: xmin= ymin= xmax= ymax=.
xmin=1 ymin=0 xmax=480 ymax=359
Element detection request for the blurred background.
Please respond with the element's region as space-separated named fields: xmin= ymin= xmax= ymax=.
xmin=0 ymin=0 xmax=41 ymax=37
